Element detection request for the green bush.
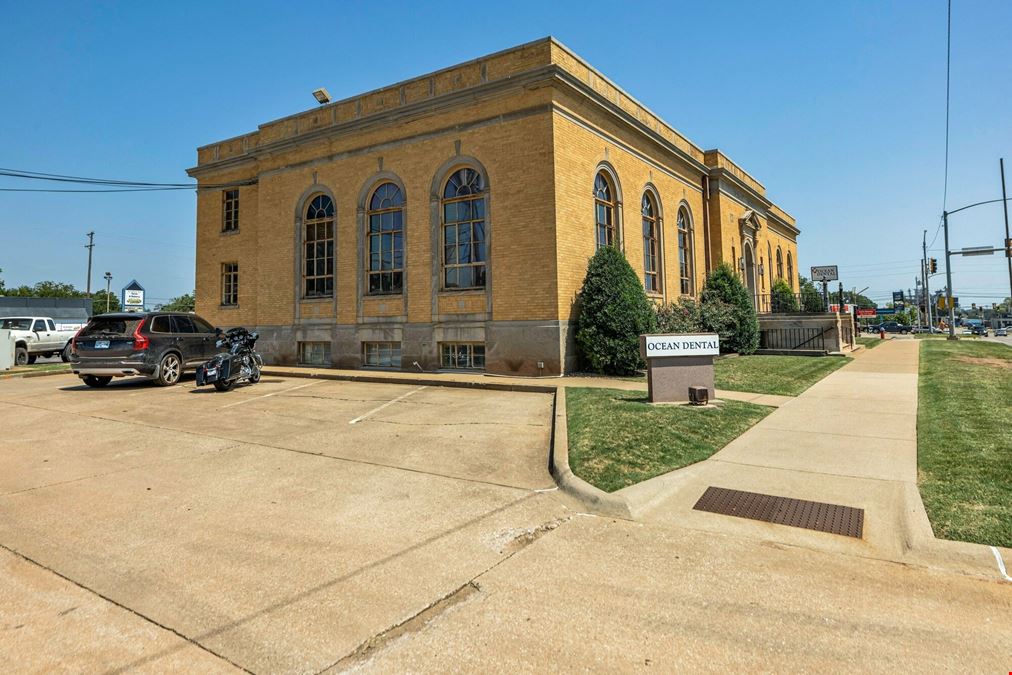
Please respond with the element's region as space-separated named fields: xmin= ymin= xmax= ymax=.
xmin=770 ymin=278 xmax=799 ymax=313
xmin=575 ymin=246 xmax=657 ymax=375
xmin=700 ymin=262 xmax=759 ymax=354
xmin=655 ymin=297 xmax=702 ymax=333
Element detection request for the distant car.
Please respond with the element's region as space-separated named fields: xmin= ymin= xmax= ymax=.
xmin=71 ymin=311 xmax=221 ymax=388
xmin=997 ymin=327 xmax=1008 ymax=337
xmin=878 ymin=321 xmax=910 ymax=334
xmin=971 ymin=325 xmax=989 ymax=336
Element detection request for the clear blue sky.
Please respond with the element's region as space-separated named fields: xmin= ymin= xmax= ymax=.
xmin=2 ymin=0 xmax=1010 ymax=308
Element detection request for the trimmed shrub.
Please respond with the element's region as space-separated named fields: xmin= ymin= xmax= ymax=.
xmin=575 ymin=246 xmax=657 ymax=375
xmin=700 ymin=262 xmax=759 ymax=354
xmin=770 ymin=278 xmax=799 ymax=313
xmin=655 ymin=297 xmax=702 ymax=334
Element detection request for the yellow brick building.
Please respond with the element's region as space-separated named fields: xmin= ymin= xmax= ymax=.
xmin=187 ymin=37 xmax=799 ymax=375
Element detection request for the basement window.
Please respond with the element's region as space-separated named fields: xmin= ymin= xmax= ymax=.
xmin=363 ymin=342 xmax=401 ymax=368
xmin=440 ymin=342 xmax=485 ymax=370
xmin=298 ymin=341 xmax=330 ymax=366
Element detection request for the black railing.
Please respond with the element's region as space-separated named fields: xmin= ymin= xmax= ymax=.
xmin=755 ymin=292 xmax=827 ymax=314
xmin=759 ymin=327 xmax=828 ymax=351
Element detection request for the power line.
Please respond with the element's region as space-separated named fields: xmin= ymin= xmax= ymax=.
xmin=0 ymin=166 xmax=256 ymax=192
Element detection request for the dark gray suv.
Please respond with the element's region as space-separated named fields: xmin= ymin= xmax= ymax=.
xmin=71 ymin=312 xmax=221 ymax=387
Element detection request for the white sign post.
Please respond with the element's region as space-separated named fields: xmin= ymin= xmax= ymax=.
xmin=639 ymin=333 xmax=720 ymax=403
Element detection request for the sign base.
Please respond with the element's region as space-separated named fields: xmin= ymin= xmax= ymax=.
xmin=645 ymin=354 xmax=716 ymax=404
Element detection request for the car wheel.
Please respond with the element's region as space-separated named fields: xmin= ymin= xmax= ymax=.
xmin=61 ymin=343 xmax=72 ymax=362
xmin=14 ymin=348 xmax=28 ymax=366
xmin=26 ymin=354 xmax=38 ymax=365
xmin=83 ymin=375 xmax=112 ymax=388
xmin=155 ymin=353 xmax=181 ymax=387
xmin=213 ymin=379 xmax=235 ymax=392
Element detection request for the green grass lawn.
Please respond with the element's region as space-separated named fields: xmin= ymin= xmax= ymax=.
xmin=713 ymin=354 xmax=850 ymax=396
xmin=917 ymin=339 xmax=1012 ymax=547
xmin=857 ymin=336 xmax=884 ymax=349
xmin=566 ymin=387 xmax=772 ymax=492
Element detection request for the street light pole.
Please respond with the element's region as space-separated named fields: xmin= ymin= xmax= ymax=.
xmin=923 ymin=230 xmax=933 ymax=329
xmin=943 ymin=210 xmax=957 ymax=339
xmin=103 ymin=272 xmax=112 ymax=313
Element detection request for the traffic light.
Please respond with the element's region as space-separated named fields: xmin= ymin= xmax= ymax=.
xmin=1006 ymin=239 xmax=1012 ymax=258
xmin=929 ymin=258 xmax=938 ymax=273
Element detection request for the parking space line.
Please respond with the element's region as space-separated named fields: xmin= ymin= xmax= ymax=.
xmin=220 ymin=381 xmax=321 ymax=409
xmin=349 ymin=386 xmax=427 ymax=424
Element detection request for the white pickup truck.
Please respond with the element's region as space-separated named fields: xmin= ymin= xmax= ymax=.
xmin=0 ymin=317 xmax=80 ymax=365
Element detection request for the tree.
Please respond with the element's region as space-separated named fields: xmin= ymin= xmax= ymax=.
xmin=91 ymin=290 xmax=121 ymax=313
xmin=700 ymin=262 xmax=759 ymax=354
xmin=575 ymin=246 xmax=656 ymax=375
xmin=0 ymin=268 xmax=5 ymax=294
xmin=157 ymin=292 xmax=195 ymax=312
xmin=770 ymin=278 xmax=799 ymax=313
xmin=797 ymin=275 xmax=825 ymax=313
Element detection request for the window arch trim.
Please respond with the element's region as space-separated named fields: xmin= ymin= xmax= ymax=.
xmin=641 ymin=185 xmax=663 ymax=295
xmin=675 ymin=201 xmax=695 ymax=297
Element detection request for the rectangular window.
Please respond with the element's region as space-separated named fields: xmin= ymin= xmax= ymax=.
xmin=221 ymin=262 xmax=238 ymax=306
xmin=362 ymin=342 xmax=401 ymax=368
xmin=304 ymin=221 xmax=335 ymax=298
xmin=440 ymin=342 xmax=485 ymax=370
xmin=298 ymin=341 xmax=331 ymax=366
xmin=222 ymin=189 xmax=239 ymax=232
xmin=367 ymin=210 xmax=404 ymax=294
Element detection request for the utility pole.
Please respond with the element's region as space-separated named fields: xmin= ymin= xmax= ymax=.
xmin=922 ymin=230 xmax=933 ymax=329
xmin=943 ymin=211 xmax=957 ymax=339
xmin=1002 ymin=158 xmax=1011 ymax=303
xmin=85 ymin=231 xmax=95 ymax=297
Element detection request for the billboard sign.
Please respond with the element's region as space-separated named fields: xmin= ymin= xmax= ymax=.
xmin=856 ymin=308 xmax=877 ymax=317
xmin=121 ymin=280 xmax=146 ymax=312
xmin=810 ymin=265 xmax=838 ymax=282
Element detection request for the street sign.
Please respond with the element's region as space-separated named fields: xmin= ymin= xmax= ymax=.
xmin=892 ymin=291 xmax=904 ymax=303
xmin=876 ymin=308 xmax=897 ymax=315
xmin=856 ymin=308 xmax=877 ymax=317
xmin=810 ymin=265 xmax=838 ymax=282
xmin=961 ymin=246 xmax=995 ymax=257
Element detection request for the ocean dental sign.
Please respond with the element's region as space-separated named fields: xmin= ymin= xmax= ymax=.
xmin=643 ymin=335 xmax=720 ymax=358
xmin=639 ymin=333 xmax=720 ymax=403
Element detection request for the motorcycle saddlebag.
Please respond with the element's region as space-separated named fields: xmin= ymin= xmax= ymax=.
xmin=196 ymin=356 xmax=232 ymax=386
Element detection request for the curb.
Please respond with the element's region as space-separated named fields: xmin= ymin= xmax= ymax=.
xmin=263 ymin=366 xmax=633 ymax=518
xmin=0 ymin=368 xmax=73 ymax=381
xmin=260 ymin=368 xmax=556 ymax=394
xmin=548 ymin=388 xmax=634 ymax=520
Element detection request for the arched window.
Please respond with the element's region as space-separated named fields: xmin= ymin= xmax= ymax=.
xmin=776 ymin=248 xmax=784 ymax=280
xmin=442 ymin=168 xmax=486 ymax=289
xmin=787 ymin=252 xmax=794 ymax=289
xmin=677 ymin=209 xmax=694 ymax=295
xmin=594 ymin=172 xmax=617 ymax=249
xmin=303 ymin=194 xmax=335 ymax=298
xmin=767 ymin=243 xmax=773 ymax=290
xmin=366 ymin=182 xmax=404 ymax=294
xmin=642 ymin=192 xmax=660 ymax=293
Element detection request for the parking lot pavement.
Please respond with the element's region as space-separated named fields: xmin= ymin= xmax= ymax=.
xmin=0 ymin=374 xmax=565 ymax=672
xmin=3 ymin=374 xmax=1011 ymax=672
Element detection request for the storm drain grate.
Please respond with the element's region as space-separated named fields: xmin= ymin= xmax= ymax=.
xmin=692 ymin=486 xmax=864 ymax=538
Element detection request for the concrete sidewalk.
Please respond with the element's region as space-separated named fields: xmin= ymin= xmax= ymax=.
xmin=261 ymin=365 xmax=794 ymax=407
xmin=618 ymin=340 xmax=1005 ymax=577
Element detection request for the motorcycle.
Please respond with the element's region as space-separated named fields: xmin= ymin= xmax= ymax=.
xmin=196 ymin=327 xmax=263 ymax=392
